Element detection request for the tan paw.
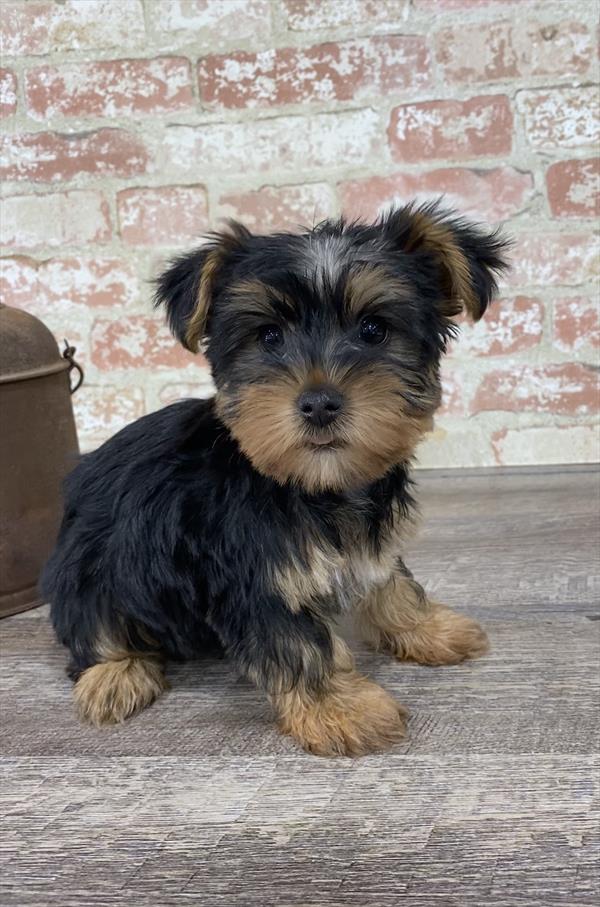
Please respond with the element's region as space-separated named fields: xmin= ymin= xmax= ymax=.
xmin=392 ymin=604 xmax=489 ymax=666
xmin=74 ymin=656 xmax=168 ymax=727
xmin=276 ymin=673 xmax=408 ymax=757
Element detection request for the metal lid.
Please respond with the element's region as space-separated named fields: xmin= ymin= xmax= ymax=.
xmin=0 ymin=303 xmax=69 ymax=384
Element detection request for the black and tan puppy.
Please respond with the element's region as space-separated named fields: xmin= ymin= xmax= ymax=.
xmin=43 ymin=202 xmax=509 ymax=756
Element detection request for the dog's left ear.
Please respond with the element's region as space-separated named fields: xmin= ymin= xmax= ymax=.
xmin=154 ymin=222 xmax=250 ymax=352
xmin=382 ymin=202 xmax=510 ymax=321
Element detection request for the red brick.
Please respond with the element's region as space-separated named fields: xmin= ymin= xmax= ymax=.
xmin=74 ymin=386 xmax=145 ymax=449
xmin=388 ymin=95 xmax=512 ymax=163
xmin=473 ymin=363 xmax=599 ymax=415
xmin=457 ymin=296 xmax=544 ymax=356
xmin=0 ymin=68 xmax=17 ymax=117
xmin=163 ymin=109 xmax=379 ymax=176
xmin=1 ymin=2 xmax=54 ymax=55
xmin=199 ymin=36 xmax=431 ymax=109
xmin=0 ymin=191 xmax=111 ymax=248
xmin=518 ymin=87 xmax=599 ymax=150
xmin=339 ymin=166 xmax=533 ymax=222
xmin=117 ymin=185 xmax=209 ymax=246
xmin=0 ymin=255 xmax=138 ymax=309
xmin=91 ymin=316 xmax=198 ymax=370
xmin=159 ymin=382 xmax=214 ymax=406
xmin=25 ymin=58 xmax=193 ymax=121
xmin=42 ymin=259 xmax=138 ymax=308
xmin=3 ymin=285 xmax=90 ymax=372
xmin=554 ymin=297 xmax=600 ymax=353
xmin=435 ymin=19 xmax=593 ymax=84
xmin=0 ymin=255 xmax=140 ymax=377
xmin=0 ymin=1 xmax=145 ymax=57
xmin=507 ymin=234 xmax=599 ymax=287
xmin=492 ymin=424 xmax=600 ymax=466
xmin=1 ymin=129 xmax=149 ymax=183
xmin=0 ymin=258 xmax=81 ymax=370
xmin=0 ymin=256 xmax=37 ymax=308
xmin=546 ymin=158 xmax=600 ymax=219
xmin=282 ymin=0 xmax=410 ymax=30
xmin=35 ymin=316 xmax=90 ymax=373
xmin=147 ymin=0 xmax=271 ymax=45
xmin=217 ymin=183 xmax=335 ymax=232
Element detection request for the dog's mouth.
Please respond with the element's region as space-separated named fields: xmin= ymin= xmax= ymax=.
xmin=304 ymin=435 xmax=347 ymax=452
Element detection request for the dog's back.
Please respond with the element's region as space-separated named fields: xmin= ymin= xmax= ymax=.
xmin=42 ymin=398 xmax=225 ymax=678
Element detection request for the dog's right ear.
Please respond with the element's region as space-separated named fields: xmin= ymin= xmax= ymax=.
xmin=154 ymin=222 xmax=250 ymax=352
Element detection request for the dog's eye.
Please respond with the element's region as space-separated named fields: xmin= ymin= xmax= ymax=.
xmin=258 ymin=324 xmax=284 ymax=348
xmin=359 ymin=316 xmax=388 ymax=345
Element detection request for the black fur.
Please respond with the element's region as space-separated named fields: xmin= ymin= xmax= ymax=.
xmin=381 ymin=200 xmax=509 ymax=319
xmin=153 ymin=246 xmax=209 ymax=346
xmin=43 ymin=397 xmax=413 ymax=688
xmin=43 ymin=204 xmax=509 ymax=711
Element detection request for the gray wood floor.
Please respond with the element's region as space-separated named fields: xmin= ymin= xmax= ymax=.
xmin=1 ymin=465 xmax=599 ymax=906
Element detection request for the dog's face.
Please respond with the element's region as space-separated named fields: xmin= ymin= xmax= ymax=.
xmin=156 ymin=204 xmax=508 ymax=492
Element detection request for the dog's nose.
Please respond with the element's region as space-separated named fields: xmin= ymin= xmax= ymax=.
xmin=297 ymin=387 xmax=343 ymax=428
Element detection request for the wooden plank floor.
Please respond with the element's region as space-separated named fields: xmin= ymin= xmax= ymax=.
xmin=1 ymin=465 xmax=599 ymax=906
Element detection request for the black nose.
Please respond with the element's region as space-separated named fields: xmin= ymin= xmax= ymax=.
xmin=297 ymin=387 xmax=343 ymax=428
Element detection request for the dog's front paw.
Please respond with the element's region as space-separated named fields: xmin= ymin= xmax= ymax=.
xmin=276 ymin=673 xmax=408 ymax=757
xmin=392 ymin=604 xmax=489 ymax=666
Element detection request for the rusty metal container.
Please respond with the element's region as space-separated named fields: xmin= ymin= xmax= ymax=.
xmin=0 ymin=303 xmax=82 ymax=618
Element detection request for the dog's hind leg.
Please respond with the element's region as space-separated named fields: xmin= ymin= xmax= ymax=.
xmin=72 ymin=637 xmax=169 ymax=728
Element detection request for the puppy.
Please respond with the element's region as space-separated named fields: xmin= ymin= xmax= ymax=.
xmin=43 ymin=202 xmax=509 ymax=756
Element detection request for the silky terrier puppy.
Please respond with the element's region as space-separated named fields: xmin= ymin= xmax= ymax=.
xmin=43 ymin=202 xmax=509 ymax=756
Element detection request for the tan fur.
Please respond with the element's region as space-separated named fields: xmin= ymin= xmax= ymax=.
xmin=271 ymin=510 xmax=409 ymax=613
xmin=272 ymin=637 xmax=407 ymax=756
xmin=304 ymin=366 xmax=328 ymax=387
xmin=184 ymin=222 xmax=252 ymax=352
xmin=185 ymin=248 xmax=221 ymax=352
xmin=271 ymin=542 xmax=341 ymax=612
xmin=74 ymin=654 xmax=168 ymax=727
xmin=228 ymin=278 xmax=288 ymax=317
xmin=404 ymin=210 xmax=480 ymax=320
xmin=214 ymin=264 xmax=440 ymax=492
xmin=396 ymin=602 xmax=490 ymax=665
xmin=345 ymin=266 xmax=410 ymax=316
xmin=217 ymin=367 xmax=433 ymax=494
xmin=359 ymin=574 xmax=489 ymax=666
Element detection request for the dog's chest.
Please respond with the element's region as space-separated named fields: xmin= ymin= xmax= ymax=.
xmin=272 ymin=520 xmax=401 ymax=613
xmin=328 ymin=548 xmax=396 ymax=611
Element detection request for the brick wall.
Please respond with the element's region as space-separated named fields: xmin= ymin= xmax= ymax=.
xmin=1 ymin=0 xmax=598 ymax=466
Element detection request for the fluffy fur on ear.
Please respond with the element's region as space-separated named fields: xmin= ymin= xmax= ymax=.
xmin=154 ymin=222 xmax=251 ymax=352
xmin=381 ymin=201 xmax=511 ymax=321
xmin=154 ymin=246 xmax=211 ymax=351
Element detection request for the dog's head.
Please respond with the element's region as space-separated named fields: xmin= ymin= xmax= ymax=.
xmin=155 ymin=203 xmax=509 ymax=493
